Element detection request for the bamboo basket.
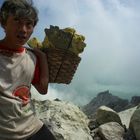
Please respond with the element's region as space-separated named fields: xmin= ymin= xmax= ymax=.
xmin=43 ymin=48 xmax=81 ymax=84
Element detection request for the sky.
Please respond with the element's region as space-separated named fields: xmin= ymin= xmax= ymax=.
xmin=0 ymin=0 xmax=140 ymax=105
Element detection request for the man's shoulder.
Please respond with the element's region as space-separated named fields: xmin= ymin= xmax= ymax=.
xmin=24 ymin=46 xmax=37 ymax=62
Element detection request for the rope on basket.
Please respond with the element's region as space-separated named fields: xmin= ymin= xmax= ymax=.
xmin=54 ymin=31 xmax=75 ymax=82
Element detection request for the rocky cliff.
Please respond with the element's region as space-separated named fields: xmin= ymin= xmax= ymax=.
xmin=82 ymin=90 xmax=140 ymax=117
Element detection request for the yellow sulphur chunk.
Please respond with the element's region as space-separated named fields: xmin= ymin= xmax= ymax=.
xmin=27 ymin=37 xmax=43 ymax=48
xmin=42 ymin=36 xmax=55 ymax=49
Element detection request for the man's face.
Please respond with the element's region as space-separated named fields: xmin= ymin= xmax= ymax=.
xmin=3 ymin=15 xmax=34 ymax=47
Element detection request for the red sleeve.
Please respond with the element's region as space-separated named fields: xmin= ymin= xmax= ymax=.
xmin=32 ymin=56 xmax=40 ymax=84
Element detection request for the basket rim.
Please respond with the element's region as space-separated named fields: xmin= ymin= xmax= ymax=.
xmin=43 ymin=47 xmax=81 ymax=59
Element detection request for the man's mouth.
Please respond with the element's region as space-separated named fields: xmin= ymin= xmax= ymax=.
xmin=17 ymin=35 xmax=26 ymax=41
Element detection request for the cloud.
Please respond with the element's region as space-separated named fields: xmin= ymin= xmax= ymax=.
xmin=0 ymin=0 xmax=140 ymax=105
xmin=31 ymin=0 xmax=140 ymax=105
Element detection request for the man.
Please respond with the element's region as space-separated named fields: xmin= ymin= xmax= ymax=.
xmin=0 ymin=0 xmax=56 ymax=139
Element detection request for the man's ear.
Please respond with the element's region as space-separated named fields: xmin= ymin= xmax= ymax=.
xmin=0 ymin=16 xmax=1 ymax=25
xmin=0 ymin=18 xmax=5 ymax=29
xmin=0 ymin=17 xmax=3 ymax=27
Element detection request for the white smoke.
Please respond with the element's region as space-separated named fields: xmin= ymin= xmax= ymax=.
xmin=0 ymin=0 xmax=140 ymax=105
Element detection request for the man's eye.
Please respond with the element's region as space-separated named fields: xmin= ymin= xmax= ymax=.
xmin=26 ymin=22 xmax=34 ymax=27
xmin=14 ymin=18 xmax=20 ymax=23
xmin=14 ymin=17 xmax=18 ymax=21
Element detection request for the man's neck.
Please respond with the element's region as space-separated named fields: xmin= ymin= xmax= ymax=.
xmin=0 ymin=39 xmax=25 ymax=53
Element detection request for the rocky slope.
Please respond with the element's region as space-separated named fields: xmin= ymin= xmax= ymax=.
xmin=32 ymin=99 xmax=92 ymax=140
xmin=31 ymin=90 xmax=140 ymax=140
xmin=31 ymin=99 xmax=140 ymax=140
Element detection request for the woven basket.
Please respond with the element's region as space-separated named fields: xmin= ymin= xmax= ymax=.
xmin=43 ymin=48 xmax=81 ymax=84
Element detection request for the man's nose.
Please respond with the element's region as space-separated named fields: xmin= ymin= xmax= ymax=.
xmin=19 ymin=24 xmax=28 ymax=33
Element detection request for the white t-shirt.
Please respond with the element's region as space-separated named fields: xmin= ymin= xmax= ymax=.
xmin=0 ymin=48 xmax=43 ymax=140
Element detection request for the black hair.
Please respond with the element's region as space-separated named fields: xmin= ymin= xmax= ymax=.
xmin=0 ymin=0 xmax=38 ymax=27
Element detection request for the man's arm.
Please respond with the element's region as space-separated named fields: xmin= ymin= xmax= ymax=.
xmin=32 ymin=48 xmax=49 ymax=94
